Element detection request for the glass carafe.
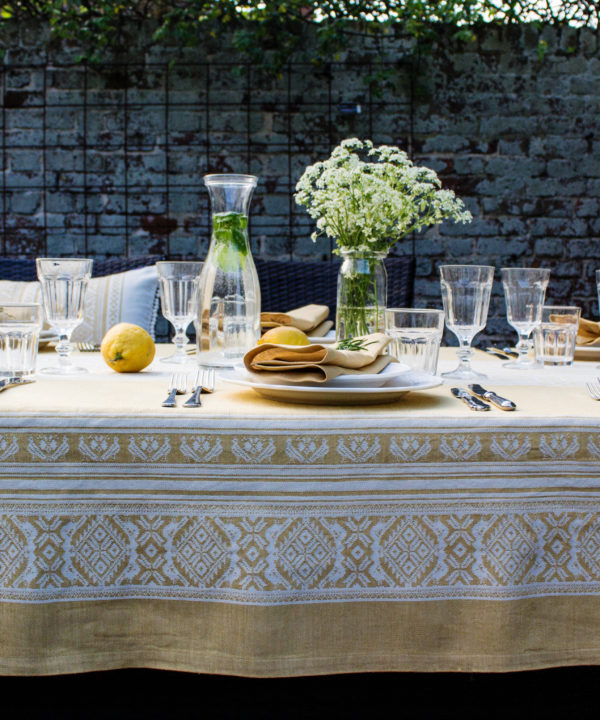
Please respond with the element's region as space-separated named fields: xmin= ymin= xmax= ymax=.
xmin=196 ymin=174 xmax=261 ymax=366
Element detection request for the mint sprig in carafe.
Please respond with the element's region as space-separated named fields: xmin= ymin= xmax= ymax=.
xmin=196 ymin=174 xmax=261 ymax=366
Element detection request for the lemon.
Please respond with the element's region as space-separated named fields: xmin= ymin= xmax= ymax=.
xmin=101 ymin=323 xmax=156 ymax=373
xmin=257 ymin=326 xmax=311 ymax=346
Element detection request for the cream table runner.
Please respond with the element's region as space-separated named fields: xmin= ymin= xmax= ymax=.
xmin=1 ymin=347 xmax=600 ymax=675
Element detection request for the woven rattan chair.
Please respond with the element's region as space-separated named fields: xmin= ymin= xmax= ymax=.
xmin=0 ymin=256 xmax=163 ymax=281
xmin=256 ymin=256 xmax=415 ymax=317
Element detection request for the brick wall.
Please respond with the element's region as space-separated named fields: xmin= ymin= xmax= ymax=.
xmin=0 ymin=21 xmax=598 ymax=339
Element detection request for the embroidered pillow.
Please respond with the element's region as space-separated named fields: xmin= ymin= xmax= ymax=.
xmin=0 ymin=265 xmax=159 ymax=343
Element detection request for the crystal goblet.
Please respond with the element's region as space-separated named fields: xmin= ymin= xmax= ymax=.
xmin=501 ymin=267 xmax=550 ymax=369
xmin=440 ymin=264 xmax=494 ymax=380
xmin=157 ymin=261 xmax=203 ymax=364
xmin=36 ymin=258 xmax=93 ymax=375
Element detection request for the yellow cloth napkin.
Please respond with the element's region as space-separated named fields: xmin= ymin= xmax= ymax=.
xmin=243 ymin=333 xmax=393 ymax=384
xmin=577 ymin=318 xmax=600 ymax=346
xmin=261 ymin=304 xmax=333 ymax=337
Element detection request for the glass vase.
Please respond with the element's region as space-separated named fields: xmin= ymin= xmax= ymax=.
xmin=196 ymin=174 xmax=261 ymax=367
xmin=336 ymin=250 xmax=387 ymax=340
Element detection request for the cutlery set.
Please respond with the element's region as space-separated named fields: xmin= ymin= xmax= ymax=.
xmin=485 ymin=346 xmax=519 ymax=360
xmin=450 ymin=384 xmax=516 ymax=412
xmin=161 ymin=368 xmax=215 ymax=408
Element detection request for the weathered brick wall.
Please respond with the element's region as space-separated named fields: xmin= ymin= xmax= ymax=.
xmin=0 ymin=21 xmax=599 ymax=339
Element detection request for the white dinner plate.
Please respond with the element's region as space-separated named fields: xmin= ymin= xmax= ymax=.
xmin=574 ymin=345 xmax=600 ymax=361
xmin=233 ymin=361 xmax=412 ymax=388
xmin=222 ymin=371 xmax=442 ymax=405
xmin=308 ymin=334 xmax=336 ymax=344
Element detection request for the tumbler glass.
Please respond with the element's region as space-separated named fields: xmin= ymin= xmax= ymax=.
xmin=533 ymin=306 xmax=581 ymax=366
xmin=501 ymin=267 xmax=550 ymax=369
xmin=157 ymin=261 xmax=204 ymax=364
xmin=0 ymin=303 xmax=43 ymax=378
xmin=440 ymin=264 xmax=494 ymax=380
xmin=36 ymin=258 xmax=93 ymax=375
xmin=384 ymin=308 xmax=444 ymax=375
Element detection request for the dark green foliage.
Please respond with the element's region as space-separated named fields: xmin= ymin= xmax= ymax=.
xmin=0 ymin=2 xmax=596 ymax=68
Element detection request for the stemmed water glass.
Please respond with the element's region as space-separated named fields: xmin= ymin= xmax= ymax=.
xmin=440 ymin=264 xmax=494 ymax=380
xmin=501 ymin=267 xmax=550 ymax=369
xmin=157 ymin=261 xmax=203 ymax=364
xmin=36 ymin=258 xmax=93 ymax=375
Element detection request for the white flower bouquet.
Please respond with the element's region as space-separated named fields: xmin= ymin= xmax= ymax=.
xmin=295 ymin=138 xmax=473 ymax=338
xmin=295 ymin=137 xmax=472 ymax=253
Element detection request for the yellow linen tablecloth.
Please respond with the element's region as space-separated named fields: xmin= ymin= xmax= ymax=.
xmin=1 ymin=346 xmax=600 ymax=675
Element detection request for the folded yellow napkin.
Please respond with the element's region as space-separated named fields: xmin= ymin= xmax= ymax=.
xmin=261 ymin=304 xmax=333 ymax=338
xmin=577 ymin=317 xmax=600 ymax=346
xmin=243 ymin=333 xmax=392 ymax=383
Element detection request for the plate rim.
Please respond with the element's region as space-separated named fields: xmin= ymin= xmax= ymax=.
xmin=307 ymin=334 xmax=336 ymax=344
xmin=222 ymin=373 xmax=442 ymax=394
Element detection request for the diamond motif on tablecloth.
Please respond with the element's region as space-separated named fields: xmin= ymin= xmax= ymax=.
xmin=379 ymin=517 xmax=437 ymax=586
xmin=273 ymin=518 xmax=336 ymax=589
xmin=71 ymin=516 xmax=129 ymax=585
xmin=481 ymin=516 xmax=536 ymax=584
xmin=337 ymin=517 xmax=378 ymax=588
xmin=172 ymin=518 xmax=231 ymax=587
xmin=30 ymin=516 xmax=70 ymax=589
xmin=531 ymin=512 xmax=578 ymax=583
xmin=230 ymin=517 xmax=273 ymax=591
xmin=0 ymin=515 xmax=27 ymax=586
xmin=437 ymin=515 xmax=479 ymax=585
xmin=130 ymin=515 xmax=173 ymax=585
xmin=576 ymin=515 xmax=600 ymax=580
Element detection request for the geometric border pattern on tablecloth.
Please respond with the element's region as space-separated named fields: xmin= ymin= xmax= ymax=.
xmin=1 ymin=496 xmax=600 ymax=604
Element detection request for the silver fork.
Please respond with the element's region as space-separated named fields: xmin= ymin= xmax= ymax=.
xmin=586 ymin=380 xmax=600 ymax=400
xmin=161 ymin=373 xmax=187 ymax=407
xmin=183 ymin=367 xmax=215 ymax=408
xmin=77 ymin=342 xmax=100 ymax=352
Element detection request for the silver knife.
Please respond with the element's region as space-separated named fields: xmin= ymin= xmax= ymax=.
xmin=0 ymin=377 xmax=35 ymax=392
xmin=451 ymin=387 xmax=490 ymax=411
xmin=468 ymin=383 xmax=516 ymax=411
xmin=485 ymin=346 xmax=519 ymax=359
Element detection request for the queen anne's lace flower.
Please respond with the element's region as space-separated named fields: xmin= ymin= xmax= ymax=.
xmin=295 ymin=138 xmax=472 ymax=252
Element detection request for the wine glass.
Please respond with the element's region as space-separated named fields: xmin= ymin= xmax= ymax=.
xmin=157 ymin=261 xmax=203 ymax=364
xmin=440 ymin=264 xmax=494 ymax=380
xmin=501 ymin=267 xmax=550 ymax=369
xmin=36 ymin=258 xmax=93 ymax=375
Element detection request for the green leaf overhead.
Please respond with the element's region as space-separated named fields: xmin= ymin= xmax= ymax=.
xmin=0 ymin=2 xmax=596 ymax=68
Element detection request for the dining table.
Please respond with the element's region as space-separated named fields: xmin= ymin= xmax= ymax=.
xmin=1 ymin=343 xmax=600 ymax=677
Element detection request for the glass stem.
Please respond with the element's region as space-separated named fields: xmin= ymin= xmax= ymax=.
xmin=516 ymin=334 xmax=531 ymax=363
xmin=172 ymin=323 xmax=189 ymax=357
xmin=456 ymin=340 xmax=474 ymax=372
xmin=56 ymin=333 xmax=73 ymax=368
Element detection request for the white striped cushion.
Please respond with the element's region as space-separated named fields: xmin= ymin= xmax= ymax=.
xmin=0 ymin=265 xmax=159 ymax=343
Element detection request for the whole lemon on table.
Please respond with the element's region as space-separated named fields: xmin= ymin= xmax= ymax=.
xmin=101 ymin=323 xmax=155 ymax=373
xmin=257 ymin=326 xmax=311 ymax=346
